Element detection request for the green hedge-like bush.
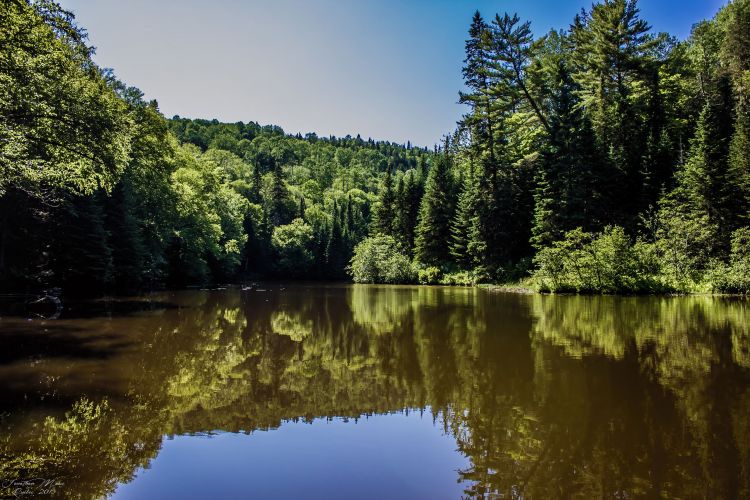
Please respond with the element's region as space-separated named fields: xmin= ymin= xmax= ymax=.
xmin=709 ymin=228 xmax=750 ymax=294
xmin=532 ymin=226 xmax=670 ymax=294
xmin=417 ymin=266 xmax=442 ymax=284
xmin=348 ymin=235 xmax=417 ymax=284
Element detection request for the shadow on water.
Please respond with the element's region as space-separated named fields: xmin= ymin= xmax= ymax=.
xmin=0 ymin=295 xmax=180 ymax=320
xmin=0 ymin=326 xmax=129 ymax=363
xmin=0 ymin=285 xmax=749 ymax=498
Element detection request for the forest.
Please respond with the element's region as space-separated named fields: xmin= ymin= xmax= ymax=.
xmin=1 ymin=0 xmax=749 ymax=295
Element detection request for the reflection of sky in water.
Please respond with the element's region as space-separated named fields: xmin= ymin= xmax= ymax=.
xmin=113 ymin=411 xmax=468 ymax=500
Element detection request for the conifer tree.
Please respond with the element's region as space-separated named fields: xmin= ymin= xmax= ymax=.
xmin=372 ymin=160 xmax=396 ymax=236
xmin=450 ymin=163 xmax=482 ymax=268
xmin=460 ymin=11 xmax=497 ymax=164
xmin=326 ymin=202 xmax=347 ymax=278
xmin=250 ymin=162 xmax=262 ymax=205
xmin=415 ymin=151 xmax=455 ymax=266
xmin=571 ymin=0 xmax=661 ymax=222
xmin=531 ymin=62 xmax=606 ymax=249
xmin=660 ymin=77 xmax=735 ymax=260
xmin=265 ymin=157 xmax=293 ymax=227
xmin=724 ymin=0 xmax=750 ymax=222
xmin=394 ymin=169 xmax=422 ymax=255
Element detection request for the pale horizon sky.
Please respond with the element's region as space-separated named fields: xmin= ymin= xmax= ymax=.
xmin=60 ymin=0 xmax=726 ymax=147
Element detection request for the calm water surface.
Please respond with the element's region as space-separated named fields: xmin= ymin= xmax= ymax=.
xmin=0 ymin=285 xmax=749 ymax=498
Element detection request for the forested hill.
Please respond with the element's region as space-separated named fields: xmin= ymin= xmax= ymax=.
xmin=0 ymin=0 xmax=432 ymax=295
xmin=1 ymin=0 xmax=749 ymax=296
xmin=352 ymin=0 xmax=750 ymax=294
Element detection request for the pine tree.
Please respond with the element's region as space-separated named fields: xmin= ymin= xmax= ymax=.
xmin=415 ymin=151 xmax=455 ymax=266
xmin=450 ymin=163 xmax=482 ymax=268
xmin=663 ymin=76 xmax=735 ymax=260
xmin=486 ymin=13 xmax=551 ymax=134
xmin=250 ymin=162 xmax=262 ymax=205
xmin=373 ymin=160 xmax=396 ymax=235
xmin=265 ymin=157 xmax=293 ymax=227
xmin=571 ymin=0 xmax=661 ymax=223
xmin=531 ymin=62 xmax=607 ymax=249
xmin=460 ymin=11 xmax=497 ymax=164
xmin=724 ymin=0 xmax=750 ymax=223
xmin=326 ymin=202 xmax=348 ymax=278
xmin=729 ymin=103 xmax=750 ymax=222
xmin=393 ymin=169 xmax=423 ymax=255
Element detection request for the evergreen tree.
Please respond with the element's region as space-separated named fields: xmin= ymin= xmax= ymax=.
xmin=415 ymin=152 xmax=456 ymax=266
xmin=724 ymin=0 xmax=750 ymax=222
xmin=265 ymin=157 xmax=293 ymax=226
xmin=571 ymin=0 xmax=662 ymax=223
xmin=450 ymin=163 xmax=482 ymax=268
xmin=661 ymin=76 xmax=735 ymax=260
xmin=393 ymin=169 xmax=423 ymax=255
xmin=531 ymin=62 xmax=607 ymax=249
xmin=326 ymin=202 xmax=348 ymax=279
xmin=460 ymin=11 xmax=497 ymax=164
xmin=372 ymin=160 xmax=396 ymax=236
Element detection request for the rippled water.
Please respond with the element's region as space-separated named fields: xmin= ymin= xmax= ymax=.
xmin=1 ymin=285 xmax=749 ymax=498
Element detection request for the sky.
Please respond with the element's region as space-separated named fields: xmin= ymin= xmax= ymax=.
xmin=59 ymin=0 xmax=727 ymax=147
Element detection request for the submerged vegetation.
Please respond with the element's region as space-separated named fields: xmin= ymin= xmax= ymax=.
xmin=1 ymin=0 xmax=749 ymax=294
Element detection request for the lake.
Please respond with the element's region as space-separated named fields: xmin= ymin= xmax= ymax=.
xmin=1 ymin=284 xmax=749 ymax=498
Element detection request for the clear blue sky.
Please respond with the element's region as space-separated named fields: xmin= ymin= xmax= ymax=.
xmin=59 ymin=0 xmax=726 ymax=147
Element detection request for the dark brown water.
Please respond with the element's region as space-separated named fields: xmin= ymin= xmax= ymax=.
xmin=1 ymin=285 xmax=749 ymax=499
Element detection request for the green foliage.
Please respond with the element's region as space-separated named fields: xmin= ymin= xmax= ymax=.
xmin=372 ymin=161 xmax=396 ymax=236
xmin=271 ymin=219 xmax=315 ymax=277
xmin=450 ymin=165 xmax=481 ymax=268
xmin=0 ymin=0 xmax=131 ymax=196
xmin=440 ymin=270 xmax=482 ymax=286
xmin=393 ymin=169 xmax=423 ymax=255
xmin=3 ymin=0 xmax=750 ymax=294
xmin=531 ymin=63 xmax=606 ymax=248
xmin=533 ymin=226 xmax=667 ymax=294
xmin=414 ymin=152 xmax=455 ymax=266
xmin=349 ymin=236 xmax=416 ymax=284
xmin=709 ymin=227 xmax=750 ymax=294
xmin=325 ymin=204 xmax=348 ymax=279
xmin=417 ymin=266 xmax=442 ymax=285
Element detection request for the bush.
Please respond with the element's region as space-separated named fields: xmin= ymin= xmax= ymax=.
xmin=440 ymin=270 xmax=481 ymax=286
xmin=417 ymin=266 xmax=442 ymax=284
xmin=271 ymin=218 xmax=315 ymax=277
xmin=348 ymin=236 xmax=417 ymax=284
xmin=709 ymin=227 xmax=750 ymax=294
xmin=532 ymin=226 xmax=669 ymax=294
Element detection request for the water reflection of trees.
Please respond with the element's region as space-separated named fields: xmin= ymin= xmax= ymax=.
xmin=1 ymin=287 xmax=749 ymax=498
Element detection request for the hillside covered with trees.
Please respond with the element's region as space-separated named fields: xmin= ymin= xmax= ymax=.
xmin=358 ymin=0 xmax=750 ymax=293
xmin=0 ymin=0 xmax=432 ymax=294
xmin=1 ymin=0 xmax=749 ymax=295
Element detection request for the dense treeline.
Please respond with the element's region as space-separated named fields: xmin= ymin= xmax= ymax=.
xmin=353 ymin=0 xmax=750 ymax=293
xmin=2 ymin=0 xmax=749 ymax=295
xmin=0 ymin=0 xmax=432 ymax=295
